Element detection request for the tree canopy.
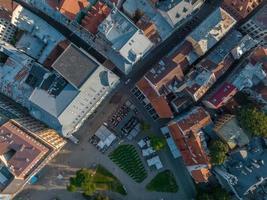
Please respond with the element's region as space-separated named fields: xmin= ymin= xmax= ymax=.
xmin=150 ymin=135 xmax=166 ymax=151
xmin=67 ymin=166 xmax=126 ymax=197
xmin=238 ymin=107 xmax=267 ymax=137
xmin=68 ymin=169 xmax=96 ymax=196
xmin=209 ymin=140 xmax=229 ymax=165
xmin=196 ymin=186 xmax=231 ymax=200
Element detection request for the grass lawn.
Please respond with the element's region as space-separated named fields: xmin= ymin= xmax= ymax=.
xmin=68 ymin=165 xmax=126 ymax=196
xmin=94 ymin=165 xmax=126 ymax=195
xmin=109 ymin=144 xmax=147 ymax=183
xmin=146 ymin=170 xmax=178 ymax=193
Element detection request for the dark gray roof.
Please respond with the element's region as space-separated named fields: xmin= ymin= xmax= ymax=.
xmin=52 ymin=44 xmax=99 ymax=88
xmin=205 ymin=30 xmax=242 ymax=64
xmin=226 ymin=138 xmax=267 ymax=196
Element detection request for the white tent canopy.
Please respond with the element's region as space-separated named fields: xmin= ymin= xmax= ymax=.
xmin=95 ymin=125 xmax=116 ymax=149
xmin=147 ymin=156 xmax=163 ymax=170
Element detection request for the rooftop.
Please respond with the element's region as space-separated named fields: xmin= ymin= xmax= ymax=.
xmin=233 ymin=62 xmax=266 ymax=90
xmin=214 ymin=115 xmax=249 ymax=149
xmin=51 ymin=44 xmax=99 ymax=89
xmin=81 ymin=1 xmax=111 ymax=34
xmin=187 ymin=7 xmax=236 ymax=56
xmin=220 ymin=138 xmax=267 ymax=198
xmin=185 ymin=69 xmax=216 ymax=101
xmin=43 ymin=40 xmax=70 ymax=68
xmin=15 ymin=33 xmax=46 ymax=60
xmin=98 ymin=8 xmax=153 ymax=74
xmin=0 ymin=121 xmax=49 ymax=179
xmin=250 ymin=47 xmax=267 ymax=71
xmin=191 ymin=168 xmax=211 ymax=183
xmin=59 ymin=0 xmax=89 ymax=20
xmin=166 ymin=107 xmax=212 ymax=183
xmin=98 ymin=8 xmax=138 ymax=50
xmin=169 ymin=106 xmax=211 ymax=134
xmin=136 ymin=77 xmax=173 ymax=118
xmin=222 ymin=0 xmax=263 ymax=20
xmin=136 ymin=15 xmax=161 ymax=44
xmin=122 ymin=0 xmax=172 ymax=40
xmin=156 ymin=0 xmax=205 ymax=27
xmin=0 ymin=42 xmax=119 ymax=137
xmin=206 ymin=82 xmax=237 ymax=109
xmin=247 ymin=4 xmax=267 ymax=30
xmin=0 ymin=0 xmax=17 ymax=12
xmin=196 ymin=30 xmax=243 ymax=76
xmin=0 ymin=7 xmax=12 ymax=21
xmin=0 ymin=44 xmax=36 ymax=107
xmin=12 ymin=5 xmax=65 ymax=64
xmin=145 ymin=41 xmax=191 ymax=89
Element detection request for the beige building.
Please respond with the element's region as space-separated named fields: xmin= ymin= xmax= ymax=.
xmin=0 ymin=7 xmax=16 ymax=43
xmin=186 ymin=7 xmax=236 ymax=56
xmin=214 ymin=115 xmax=249 ymax=149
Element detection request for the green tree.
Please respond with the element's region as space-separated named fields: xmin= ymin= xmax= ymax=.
xmin=68 ymin=169 xmax=96 ymax=196
xmin=150 ymin=135 xmax=166 ymax=151
xmin=209 ymin=140 xmax=229 ymax=165
xmin=196 ymin=186 xmax=230 ymax=200
xmin=67 ymin=184 xmax=77 ymax=192
xmin=238 ymin=107 xmax=267 ymax=137
xmin=213 ymin=186 xmax=231 ymax=200
xmin=82 ymin=181 xmax=96 ymax=196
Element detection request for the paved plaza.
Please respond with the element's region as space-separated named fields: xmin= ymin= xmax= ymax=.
xmin=15 ymin=91 xmax=195 ymax=200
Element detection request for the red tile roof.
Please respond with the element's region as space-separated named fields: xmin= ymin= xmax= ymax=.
xmin=59 ymin=0 xmax=89 ymax=20
xmin=135 ymin=41 xmax=194 ymax=119
xmin=0 ymin=0 xmax=17 ymax=11
xmin=191 ymin=168 xmax=211 ymax=183
xmin=0 ymin=7 xmax=12 ymax=21
xmin=43 ymin=40 xmax=70 ymax=68
xmin=0 ymin=121 xmax=49 ymax=179
xmin=206 ymin=82 xmax=237 ymax=109
xmin=250 ymin=47 xmax=267 ymax=71
xmin=150 ymin=96 xmax=174 ymax=118
xmin=167 ymin=107 xmax=211 ymax=175
xmin=222 ymin=0 xmax=263 ymax=20
xmin=136 ymin=78 xmax=173 ymax=118
xmin=136 ymin=77 xmax=158 ymax=100
xmin=136 ymin=15 xmax=161 ymax=44
xmin=81 ymin=1 xmax=111 ymax=34
xmin=145 ymin=41 xmax=192 ymax=89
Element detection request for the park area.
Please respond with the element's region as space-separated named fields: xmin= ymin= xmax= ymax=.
xmin=146 ymin=170 xmax=178 ymax=193
xmin=109 ymin=144 xmax=147 ymax=182
xmin=67 ymin=165 xmax=126 ymax=196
